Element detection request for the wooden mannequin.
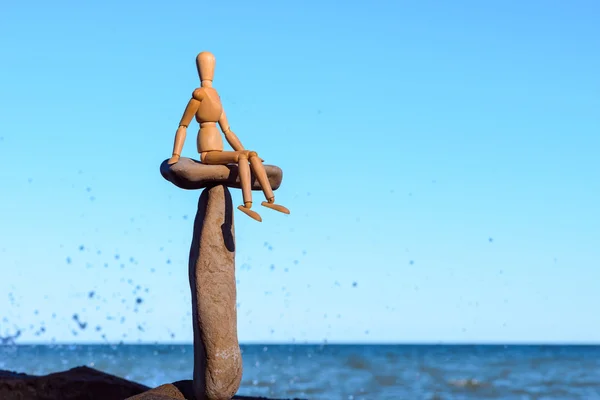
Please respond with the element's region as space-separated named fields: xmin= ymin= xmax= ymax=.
xmin=168 ymin=52 xmax=290 ymax=222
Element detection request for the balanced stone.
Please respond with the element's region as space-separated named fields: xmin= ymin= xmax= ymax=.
xmin=160 ymin=158 xmax=282 ymax=191
xmin=160 ymin=158 xmax=283 ymax=400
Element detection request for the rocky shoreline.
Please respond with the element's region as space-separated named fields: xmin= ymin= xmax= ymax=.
xmin=0 ymin=366 xmax=304 ymax=400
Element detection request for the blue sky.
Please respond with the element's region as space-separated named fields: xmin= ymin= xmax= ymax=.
xmin=0 ymin=0 xmax=599 ymax=344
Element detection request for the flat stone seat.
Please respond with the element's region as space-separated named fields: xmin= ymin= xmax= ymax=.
xmin=160 ymin=157 xmax=283 ymax=191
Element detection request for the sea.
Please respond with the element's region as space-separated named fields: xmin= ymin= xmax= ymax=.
xmin=1 ymin=344 xmax=600 ymax=399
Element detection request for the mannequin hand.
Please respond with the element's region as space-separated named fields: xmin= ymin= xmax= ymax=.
xmin=167 ymin=154 xmax=180 ymax=165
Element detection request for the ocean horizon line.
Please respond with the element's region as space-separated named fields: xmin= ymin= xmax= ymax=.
xmin=6 ymin=341 xmax=600 ymax=347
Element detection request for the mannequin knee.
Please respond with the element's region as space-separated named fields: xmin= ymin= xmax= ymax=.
xmin=248 ymin=151 xmax=259 ymax=159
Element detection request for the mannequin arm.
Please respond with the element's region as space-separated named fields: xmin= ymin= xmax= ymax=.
xmin=218 ymin=110 xmax=245 ymax=151
xmin=168 ymin=97 xmax=200 ymax=164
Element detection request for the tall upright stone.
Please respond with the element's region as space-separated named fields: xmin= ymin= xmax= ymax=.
xmin=160 ymin=158 xmax=283 ymax=400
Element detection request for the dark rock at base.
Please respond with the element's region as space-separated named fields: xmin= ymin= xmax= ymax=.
xmin=127 ymin=380 xmax=305 ymax=400
xmin=0 ymin=366 xmax=149 ymax=400
xmin=0 ymin=367 xmax=305 ymax=400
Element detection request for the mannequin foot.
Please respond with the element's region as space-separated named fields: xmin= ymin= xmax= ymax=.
xmin=238 ymin=204 xmax=262 ymax=222
xmin=261 ymin=200 xmax=290 ymax=215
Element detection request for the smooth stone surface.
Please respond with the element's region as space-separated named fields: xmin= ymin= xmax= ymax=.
xmin=189 ymin=185 xmax=241 ymax=400
xmin=160 ymin=158 xmax=283 ymax=191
